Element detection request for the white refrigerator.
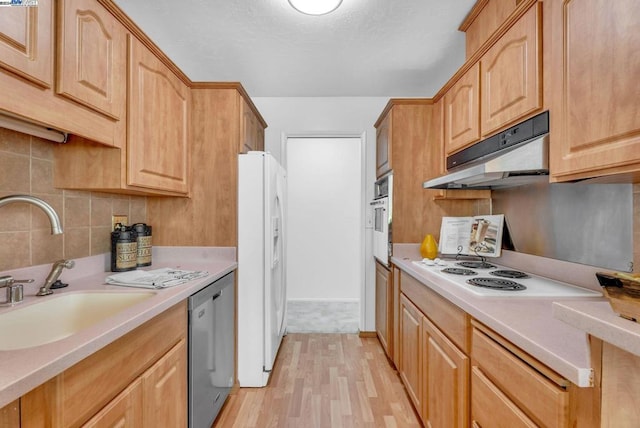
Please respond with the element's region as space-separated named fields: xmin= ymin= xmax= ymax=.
xmin=237 ymin=151 xmax=287 ymax=387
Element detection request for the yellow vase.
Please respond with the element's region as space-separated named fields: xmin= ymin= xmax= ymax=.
xmin=420 ymin=234 xmax=438 ymax=259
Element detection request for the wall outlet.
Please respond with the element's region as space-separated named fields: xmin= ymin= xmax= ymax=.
xmin=112 ymin=215 xmax=128 ymax=231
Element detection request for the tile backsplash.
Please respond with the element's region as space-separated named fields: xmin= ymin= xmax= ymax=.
xmin=0 ymin=128 xmax=147 ymax=271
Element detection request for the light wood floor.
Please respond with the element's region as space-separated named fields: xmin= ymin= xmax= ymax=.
xmin=214 ymin=333 xmax=422 ymax=427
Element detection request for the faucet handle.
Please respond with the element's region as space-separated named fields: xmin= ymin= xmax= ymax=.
xmin=0 ymin=275 xmax=33 ymax=288
xmin=0 ymin=276 xmax=31 ymax=304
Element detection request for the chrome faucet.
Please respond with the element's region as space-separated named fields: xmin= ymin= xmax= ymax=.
xmin=0 ymin=275 xmax=34 ymax=304
xmin=0 ymin=195 xmax=63 ymax=234
xmin=37 ymin=259 xmax=75 ymax=296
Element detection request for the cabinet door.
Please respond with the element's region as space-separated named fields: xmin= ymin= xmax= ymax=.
xmin=444 ymin=63 xmax=480 ymax=155
xmin=82 ymin=379 xmax=143 ymax=428
xmin=240 ymin=98 xmax=262 ymax=153
xmin=256 ymin=125 xmax=265 ymax=152
xmin=142 ymin=339 xmax=187 ymax=427
xmin=547 ymin=0 xmax=640 ymax=181
xmin=392 ymin=265 xmax=401 ymax=368
xmin=375 ymin=261 xmax=392 ymax=359
xmin=57 ymin=0 xmax=127 ymax=120
xmin=376 ymin=112 xmax=392 ymax=177
xmin=422 ymin=316 xmax=469 ymax=428
xmin=464 ymin=0 xmax=518 ymax=59
xmin=399 ymin=294 xmax=422 ymax=414
xmin=128 ymin=36 xmax=189 ymax=194
xmin=0 ymin=1 xmax=52 ymax=88
xmin=0 ymin=400 xmax=19 ymax=428
xmin=481 ymin=3 xmax=541 ymax=137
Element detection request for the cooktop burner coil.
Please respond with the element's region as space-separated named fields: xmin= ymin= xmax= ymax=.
xmin=490 ymin=270 xmax=529 ymax=279
xmin=456 ymin=261 xmax=496 ymax=269
xmin=466 ymin=278 xmax=527 ymax=291
xmin=441 ymin=268 xmax=477 ymax=276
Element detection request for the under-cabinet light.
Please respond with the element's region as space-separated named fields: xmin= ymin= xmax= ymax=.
xmin=0 ymin=113 xmax=67 ymax=143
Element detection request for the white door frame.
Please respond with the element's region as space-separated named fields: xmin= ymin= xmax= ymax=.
xmin=280 ymin=132 xmax=369 ymax=331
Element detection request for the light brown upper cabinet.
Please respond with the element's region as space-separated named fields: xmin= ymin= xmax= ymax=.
xmin=0 ymin=1 xmax=52 ymax=88
xmin=0 ymin=0 xmax=124 ymax=146
xmin=546 ymin=0 xmax=640 ymax=182
xmin=375 ymin=100 xmax=437 ymax=243
xmin=480 ymin=3 xmax=541 ymax=138
xmin=54 ymin=35 xmax=190 ymax=196
xmin=240 ymin=97 xmax=265 ymax=153
xmin=57 ymin=0 xmax=127 ymax=123
xmin=376 ymin=112 xmax=392 ymax=178
xmin=442 ymin=1 xmax=542 ymax=157
xmin=127 ymin=35 xmax=190 ymax=194
xmin=461 ymin=0 xmax=519 ymax=60
xmin=443 ymin=62 xmax=481 ymax=156
xmin=147 ymin=84 xmax=267 ymax=246
xmin=425 ymin=98 xmax=490 ymax=201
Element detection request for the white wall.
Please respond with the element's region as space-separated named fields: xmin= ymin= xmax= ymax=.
xmin=252 ymin=97 xmax=389 ymax=331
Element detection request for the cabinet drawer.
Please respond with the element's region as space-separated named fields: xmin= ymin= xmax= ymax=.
xmin=471 ymin=367 xmax=536 ymax=428
xmin=400 ymin=271 xmax=470 ymax=352
xmin=471 ymin=326 xmax=568 ymax=427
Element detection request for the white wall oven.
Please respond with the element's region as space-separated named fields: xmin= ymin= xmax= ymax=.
xmin=371 ymin=174 xmax=392 ymax=266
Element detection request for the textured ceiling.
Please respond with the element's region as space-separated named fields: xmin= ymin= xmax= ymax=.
xmin=113 ymin=0 xmax=476 ymax=97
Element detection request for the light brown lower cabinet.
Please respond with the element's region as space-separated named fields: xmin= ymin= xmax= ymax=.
xmin=141 ymin=339 xmax=187 ymax=426
xmin=396 ymin=269 xmax=599 ymax=428
xmin=399 ymin=292 xmax=469 ymax=427
xmin=422 ymin=316 xmax=469 ymax=427
xmin=471 ymin=320 xmax=597 ymax=428
xmin=0 ymin=399 xmax=19 ymax=428
xmin=83 ymin=338 xmax=187 ymax=428
xmin=596 ymin=339 xmax=640 ymax=428
xmin=375 ymin=260 xmax=393 ymax=359
xmin=471 ymin=366 xmax=537 ymax=428
xmin=19 ymin=302 xmax=187 ymax=428
xmin=82 ymin=378 xmax=143 ymax=427
xmin=399 ymin=293 xmax=423 ymax=412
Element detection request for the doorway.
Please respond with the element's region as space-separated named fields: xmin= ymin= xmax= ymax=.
xmin=284 ymin=136 xmax=365 ymax=332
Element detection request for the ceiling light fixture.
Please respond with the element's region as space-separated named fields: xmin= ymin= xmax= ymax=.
xmin=288 ymin=0 xmax=343 ymax=15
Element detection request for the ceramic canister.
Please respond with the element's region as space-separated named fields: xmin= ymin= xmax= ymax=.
xmin=111 ymin=225 xmax=138 ymax=272
xmin=132 ymin=223 xmax=152 ymax=267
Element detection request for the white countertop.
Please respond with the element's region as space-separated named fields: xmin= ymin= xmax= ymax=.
xmin=391 ymin=245 xmax=607 ymax=387
xmin=553 ymin=300 xmax=640 ymax=358
xmin=0 ymin=247 xmax=237 ymax=408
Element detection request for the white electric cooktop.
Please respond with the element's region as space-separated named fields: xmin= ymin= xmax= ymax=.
xmin=411 ymin=259 xmax=602 ymax=298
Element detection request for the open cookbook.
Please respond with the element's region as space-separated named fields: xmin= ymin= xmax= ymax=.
xmin=438 ymin=214 xmax=505 ymax=258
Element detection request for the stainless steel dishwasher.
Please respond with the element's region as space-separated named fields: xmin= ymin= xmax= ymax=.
xmin=188 ymin=271 xmax=234 ymax=428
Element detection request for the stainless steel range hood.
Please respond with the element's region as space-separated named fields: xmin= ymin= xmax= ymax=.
xmin=423 ymin=111 xmax=549 ymax=190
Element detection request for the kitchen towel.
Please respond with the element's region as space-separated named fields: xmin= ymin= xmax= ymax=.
xmin=105 ymin=267 xmax=209 ymax=289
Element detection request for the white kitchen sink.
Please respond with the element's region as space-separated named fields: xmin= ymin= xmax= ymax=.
xmin=0 ymin=291 xmax=155 ymax=350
